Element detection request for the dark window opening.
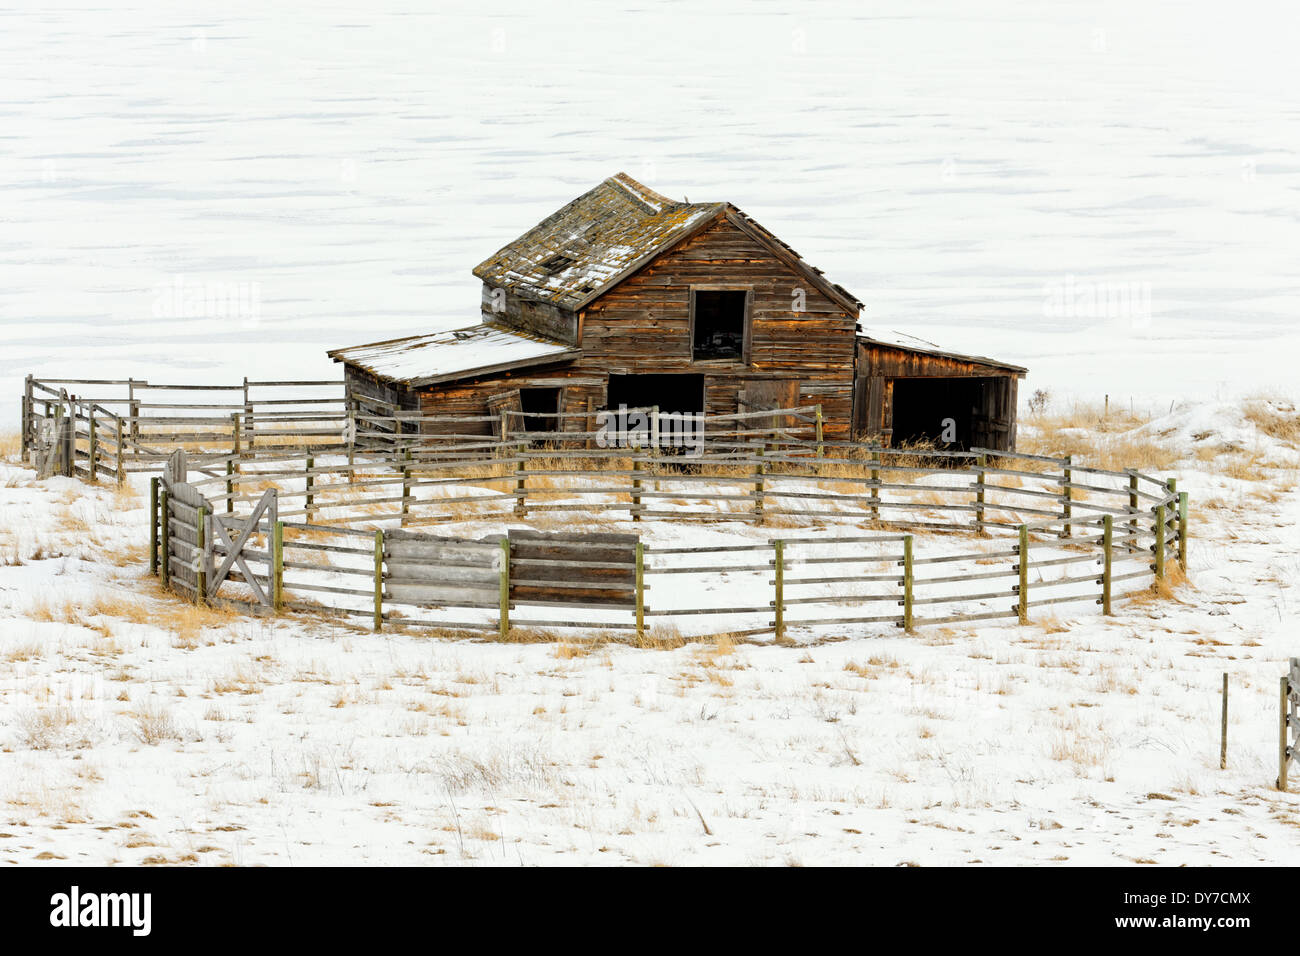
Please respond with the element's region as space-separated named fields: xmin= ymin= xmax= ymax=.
xmin=692 ymin=290 xmax=747 ymax=361
xmin=519 ymin=388 xmax=561 ymax=438
xmin=890 ymin=377 xmax=995 ymax=453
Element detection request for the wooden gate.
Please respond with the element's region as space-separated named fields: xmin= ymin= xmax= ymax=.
xmin=207 ymin=491 xmax=277 ymax=605
xmin=160 ymin=450 xmax=277 ymax=607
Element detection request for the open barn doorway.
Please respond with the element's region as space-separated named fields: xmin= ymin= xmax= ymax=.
xmin=519 ymin=388 xmax=561 ymax=439
xmin=606 ymin=374 xmax=704 ymax=415
xmin=890 ymin=377 xmax=1003 ymax=451
xmin=605 ymin=374 xmax=705 ymax=455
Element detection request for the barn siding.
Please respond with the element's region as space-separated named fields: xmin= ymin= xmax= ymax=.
xmin=578 ymin=215 xmax=858 ymax=437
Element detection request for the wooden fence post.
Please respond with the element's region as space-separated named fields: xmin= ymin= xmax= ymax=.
xmin=160 ymin=487 xmax=170 ymax=587
xmin=373 ymin=529 xmax=383 ymax=633
xmin=226 ymin=459 xmax=235 ymax=514
xmin=870 ymin=447 xmax=881 ymax=522
xmin=232 ymin=412 xmax=241 ymax=465
xmin=1101 ymin=514 xmax=1113 ymax=615
xmin=1178 ymin=491 xmax=1189 ymax=570
xmin=1280 ymin=674 xmax=1291 ymax=792
xmin=242 ymin=376 xmax=252 ymax=454
xmin=975 ymin=454 xmax=986 ymax=534
xmin=635 ymin=540 xmax=645 ymax=636
xmin=401 ymin=446 xmax=412 ymax=525
xmin=902 ymin=534 xmax=914 ymax=632
xmin=1220 ymin=672 xmax=1228 ymax=770
xmin=1060 ymin=455 xmax=1071 ymax=538
xmin=346 ymin=402 xmax=357 ymax=480
xmin=87 ymin=405 xmax=97 ymax=482
xmin=273 ymin=521 xmax=284 ymax=613
xmin=1127 ymin=471 xmax=1139 ymax=553
xmin=498 ymin=536 xmax=510 ymax=640
xmin=1166 ymin=478 xmax=1178 ymax=555
xmin=1153 ymin=502 xmax=1166 ymax=587
xmin=754 ymin=446 xmax=765 ymax=519
xmin=514 ymin=436 xmax=527 ymax=517
xmin=1017 ymin=524 xmax=1029 ymax=624
xmin=631 ymin=457 xmax=642 ymax=521
xmin=114 ymin=414 xmax=124 ymax=484
xmin=196 ymin=505 xmax=207 ymax=604
xmin=773 ymin=539 xmax=785 ymax=640
xmin=21 ymin=374 xmax=32 ymax=463
xmin=305 ymin=456 xmax=315 ymax=519
xmin=149 ymin=477 xmax=159 ymax=574
xmin=814 ymin=405 xmax=824 ymax=460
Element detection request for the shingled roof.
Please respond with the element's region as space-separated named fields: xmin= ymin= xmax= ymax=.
xmin=472 ymin=173 xmax=862 ymax=314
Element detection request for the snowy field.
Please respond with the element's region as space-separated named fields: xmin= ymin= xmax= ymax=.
xmin=0 ymin=400 xmax=1297 ymax=865
xmin=1 ymin=2 xmax=1299 ymax=865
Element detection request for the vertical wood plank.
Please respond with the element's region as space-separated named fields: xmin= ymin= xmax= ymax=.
xmin=635 ymin=540 xmax=645 ymax=635
xmin=373 ymin=529 xmax=384 ymax=633
xmin=1101 ymin=514 xmax=1113 ymax=615
xmin=160 ymin=487 xmax=170 ymax=587
xmin=902 ymin=535 xmax=914 ymax=632
xmin=773 ymin=539 xmax=785 ymax=640
xmin=1017 ymin=524 xmax=1029 ymax=624
xmin=149 ymin=477 xmax=159 ymax=575
xmin=498 ymin=536 xmax=510 ymax=640
xmin=1221 ymin=672 xmax=1228 ymax=770
xmin=1153 ymin=503 xmax=1166 ymax=586
xmin=1178 ymin=491 xmax=1189 ymax=570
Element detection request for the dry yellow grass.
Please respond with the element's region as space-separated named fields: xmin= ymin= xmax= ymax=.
xmin=1243 ymin=397 xmax=1300 ymax=447
xmin=0 ymin=432 xmax=20 ymax=462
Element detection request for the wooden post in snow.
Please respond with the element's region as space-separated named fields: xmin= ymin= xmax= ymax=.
xmin=635 ymin=540 xmax=645 ymax=636
xmin=372 ymin=529 xmax=384 ymax=633
xmin=498 ymin=536 xmax=510 ymax=640
xmin=1017 ymin=524 xmax=1029 ymax=624
xmin=1060 ymin=455 xmax=1072 ymax=538
xmin=1101 ymin=514 xmax=1113 ymax=616
xmin=149 ymin=477 xmax=159 ymax=575
xmin=1178 ymin=491 xmax=1189 ymax=571
xmin=1220 ymin=673 xmax=1228 ymax=770
xmin=773 ymin=539 xmax=785 ymax=640
xmin=273 ymin=521 xmax=284 ymax=613
xmin=902 ymin=535 xmax=914 ymax=632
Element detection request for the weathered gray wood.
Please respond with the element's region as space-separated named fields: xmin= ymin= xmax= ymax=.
xmin=387 ymin=583 xmax=502 ymax=606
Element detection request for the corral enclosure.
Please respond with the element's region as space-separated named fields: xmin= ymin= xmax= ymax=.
xmin=20 ymin=375 xmax=1187 ymax=642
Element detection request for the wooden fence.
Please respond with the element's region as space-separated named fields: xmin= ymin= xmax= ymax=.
xmin=142 ymin=428 xmax=1187 ymax=640
xmin=20 ymin=375 xmax=825 ymax=477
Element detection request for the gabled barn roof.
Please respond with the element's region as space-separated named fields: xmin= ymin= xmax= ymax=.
xmin=327 ymin=322 xmax=579 ymax=387
xmin=472 ymin=173 xmax=862 ymax=314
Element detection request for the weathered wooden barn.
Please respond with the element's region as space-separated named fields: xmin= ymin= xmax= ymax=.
xmin=329 ymin=173 xmax=1026 ymax=450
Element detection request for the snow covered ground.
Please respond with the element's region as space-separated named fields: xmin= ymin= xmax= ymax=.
xmin=0 ymin=401 xmax=1297 ymax=865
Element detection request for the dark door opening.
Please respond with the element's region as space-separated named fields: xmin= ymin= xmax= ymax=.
xmin=890 ymin=377 xmax=991 ymax=451
xmin=606 ymin=374 xmax=705 ymax=415
xmin=519 ymin=387 xmax=561 ymax=437
xmin=604 ymin=374 xmax=706 ymax=455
